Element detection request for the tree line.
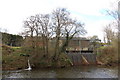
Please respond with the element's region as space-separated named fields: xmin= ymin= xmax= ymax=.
xmin=1 ymin=32 xmax=23 ymax=46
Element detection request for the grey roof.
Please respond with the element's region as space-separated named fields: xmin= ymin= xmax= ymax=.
xmin=59 ymin=37 xmax=90 ymax=41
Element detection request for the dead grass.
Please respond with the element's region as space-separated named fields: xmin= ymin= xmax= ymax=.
xmin=2 ymin=45 xmax=27 ymax=70
xmin=97 ymin=45 xmax=118 ymax=65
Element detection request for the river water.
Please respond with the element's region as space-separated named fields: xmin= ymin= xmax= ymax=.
xmin=2 ymin=66 xmax=118 ymax=78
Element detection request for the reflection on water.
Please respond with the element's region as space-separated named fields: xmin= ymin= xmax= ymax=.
xmin=2 ymin=66 xmax=118 ymax=78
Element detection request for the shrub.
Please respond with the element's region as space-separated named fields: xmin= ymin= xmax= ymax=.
xmin=97 ymin=45 xmax=118 ymax=64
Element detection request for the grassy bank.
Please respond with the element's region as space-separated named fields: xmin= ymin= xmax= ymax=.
xmin=97 ymin=45 xmax=118 ymax=66
xmin=2 ymin=45 xmax=27 ymax=70
xmin=2 ymin=45 xmax=72 ymax=70
xmin=2 ymin=43 xmax=119 ymax=70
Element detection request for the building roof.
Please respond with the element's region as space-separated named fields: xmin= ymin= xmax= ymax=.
xmin=59 ymin=37 xmax=90 ymax=41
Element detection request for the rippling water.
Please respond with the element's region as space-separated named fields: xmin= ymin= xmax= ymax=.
xmin=2 ymin=66 xmax=118 ymax=78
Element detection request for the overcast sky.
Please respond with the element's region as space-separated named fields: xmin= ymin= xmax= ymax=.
xmin=0 ymin=0 xmax=117 ymax=41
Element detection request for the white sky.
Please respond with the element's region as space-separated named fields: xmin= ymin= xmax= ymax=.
xmin=0 ymin=0 xmax=118 ymax=41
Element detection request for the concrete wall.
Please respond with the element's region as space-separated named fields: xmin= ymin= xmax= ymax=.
xmin=67 ymin=53 xmax=97 ymax=66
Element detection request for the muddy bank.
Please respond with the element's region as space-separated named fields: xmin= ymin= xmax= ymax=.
xmin=2 ymin=62 xmax=118 ymax=71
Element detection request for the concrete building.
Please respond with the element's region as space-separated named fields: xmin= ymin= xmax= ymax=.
xmin=59 ymin=37 xmax=91 ymax=51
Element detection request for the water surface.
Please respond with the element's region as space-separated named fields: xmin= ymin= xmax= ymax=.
xmin=2 ymin=66 xmax=118 ymax=78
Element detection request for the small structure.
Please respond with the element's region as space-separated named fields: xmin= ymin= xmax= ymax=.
xmin=60 ymin=37 xmax=98 ymax=65
xmin=59 ymin=37 xmax=91 ymax=51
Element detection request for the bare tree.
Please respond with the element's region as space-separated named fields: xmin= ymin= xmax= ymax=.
xmin=22 ymin=16 xmax=36 ymax=57
xmin=36 ymin=14 xmax=52 ymax=58
xmin=52 ymin=8 xmax=69 ymax=60
xmin=60 ymin=19 xmax=86 ymax=53
xmin=23 ymin=16 xmax=37 ymax=37
xmin=104 ymin=24 xmax=115 ymax=44
xmin=104 ymin=1 xmax=119 ymax=44
xmin=22 ymin=14 xmax=53 ymax=62
xmin=51 ymin=8 xmax=86 ymax=60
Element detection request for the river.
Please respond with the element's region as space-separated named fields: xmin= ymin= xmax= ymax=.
xmin=2 ymin=66 xmax=118 ymax=78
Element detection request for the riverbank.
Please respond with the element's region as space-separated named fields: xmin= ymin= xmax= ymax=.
xmin=2 ymin=45 xmax=118 ymax=70
xmin=2 ymin=45 xmax=27 ymax=70
xmin=2 ymin=56 xmax=118 ymax=71
xmin=2 ymin=45 xmax=72 ymax=70
xmin=2 ymin=63 xmax=118 ymax=71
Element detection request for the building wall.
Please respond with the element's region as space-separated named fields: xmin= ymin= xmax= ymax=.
xmin=66 ymin=39 xmax=90 ymax=50
xmin=50 ymin=37 xmax=91 ymax=51
xmin=80 ymin=40 xmax=90 ymax=50
xmin=67 ymin=40 xmax=80 ymax=50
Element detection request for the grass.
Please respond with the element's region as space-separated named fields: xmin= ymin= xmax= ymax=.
xmin=11 ymin=47 xmax=21 ymax=49
xmin=2 ymin=44 xmax=72 ymax=70
xmin=11 ymin=47 xmax=21 ymax=50
xmin=97 ymin=45 xmax=118 ymax=65
xmin=2 ymin=45 xmax=28 ymax=70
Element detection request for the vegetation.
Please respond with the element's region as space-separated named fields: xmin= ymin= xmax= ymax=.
xmin=2 ymin=8 xmax=86 ymax=70
xmin=1 ymin=32 xmax=23 ymax=46
xmin=97 ymin=44 xmax=118 ymax=66
xmin=2 ymin=5 xmax=119 ymax=70
xmin=96 ymin=5 xmax=119 ymax=66
xmin=2 ymin=44 xmax=73 ymax=70
xmin=2 ymin=44 xmax=27 ymax=70
xmin=89 ymin=35 xmax=101 ymax=53
xmin=21 ymin=8 xmax=86 ymax=68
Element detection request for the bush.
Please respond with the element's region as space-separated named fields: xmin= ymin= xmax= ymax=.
xmin=97 ymin=45 xmax=118 ymax=64
xmin=19 ymin=53 xmax=30 ymax=57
